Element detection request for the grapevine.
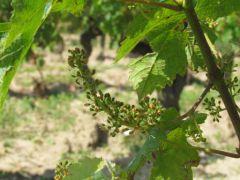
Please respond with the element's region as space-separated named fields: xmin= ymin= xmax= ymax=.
xmin=1 ymin=0 xmax=240 ymax=179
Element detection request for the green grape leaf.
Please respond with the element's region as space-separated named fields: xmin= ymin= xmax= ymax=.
xmin=186 ymin=42 xmax=205 ymax=71
xmin=181 ymin=112 xmax=207 ymax=142
xmin=63 ymin=157 xmax=106 ymax=180
xmin=201 ymin=23 xmax=218 ymax=44
xmin=115 ymin=13 xmax=157 ymax=62
xmin=125 ymin=109 xmax=180 ymax=178
xmin=150 ymin=128 xmax=199 ymax=180
xmin=115 ymin=9 xmax=184 ymax=62
xmin=196 ymin=0 xmax=240 ymax=20
xmin=127 ymin=16 xmax=188 ymax=99
xmin=185 ymin=21 xmax=217 ymax=71
xmin=146 ymin=15 xmax=187 ymax=53
xmin=157 ymin=108 xmax=179 ymax=123
xmin=186 ymin=112 xmax=207 ymax=125
xmin=156 ymin=108 xmax=180 ymax=130
xmin=128 ymin=45 xmax=187 ymax=99
xmin=156 ymin=108 xmax=182 ymax=131
xmin=0 ymin=0 xmax=85 ymax=110
xmin=126 ymin=128 xmax=165 ymax=177
xmin=0 ymin=0 xmax=54 ymax=110
xmin=52 ymin=0 xmax=85 ymax=15
xmin=0 ymin=23 xmax=11 ymax=33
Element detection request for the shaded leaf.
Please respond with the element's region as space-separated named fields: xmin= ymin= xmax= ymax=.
xmin=186 ymin=41 xmax=205 ymax=71
xmin=115 ymin=9 xmax=183 ymax=62
xmin=128 ymin=42 xmax=187 ymax=99
xmin=182 ymin=112 xmax=207 ymax=142
xmin=63 ymin=157 xmax=106 ymax=180
xmin=0 ymin=23 xmax=11 ymax=33
xmin=156 ymin=108 xmax=179 ymax=123
xmin=196 ymin=0 xmax=240 ymax=20
xmin=127 ymin=14 xmax=187 ymax=99
xmin=0 ymin=0 xmax=54 ymax=110
xmin=126 ymin=128 xmax=164 ymax=176
xmin=52 ymin=0 xmax=85 ymax=15
xmin=0 ymin=0 xmax=85 ymax=110
xmin=150 ymin=128 xmax=199 ymax=180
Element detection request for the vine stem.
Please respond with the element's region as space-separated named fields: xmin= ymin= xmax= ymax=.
xmin=194 ymin=146 xmax=240 ymax=158
xmin=180 ymin=82 xmax=213 ymax=119
xmin=183 ymin=0 xmax=240 ymax=145
xmin=165 ymin=139 xmax=240 ymax=158
xmin=121 ymin=0 xmax=183 ymax=12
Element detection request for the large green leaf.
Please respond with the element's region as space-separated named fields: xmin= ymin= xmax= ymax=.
xmin=0 ymin=0 xmax=85 ymax=110
xmin=0 ymin=0 xmax=54 ymax=110
xmin=150 ymin=128 xmax=199 ymax=180
xmin=186 ymin=39 xmax=205 ymax=71
xmin=126 ymin=109 xmax=180 ymax=177
xmin=128 ymin=35 xmax=187 ymax=99
xmin=0 ymin=23 xmax=11 ymax=33
xmin=156 ymin=108 xmax=181 ymax=130
xmin=127 ymin=13 xmax=187 ymax=99
xmin=115 ymin=14 xmax=154 ymax=62
xmin=196 ymin=0 xmax=240 ymax=20
xmin=126 ymin=128 xmax=165 ymax=177
xmin=63 ymin=157 xmax=106 ymax=180
xmin=52 ymin=0 xmax=85 ymax=15
xmin=115 ymin=9 xmax=184 ymax=62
